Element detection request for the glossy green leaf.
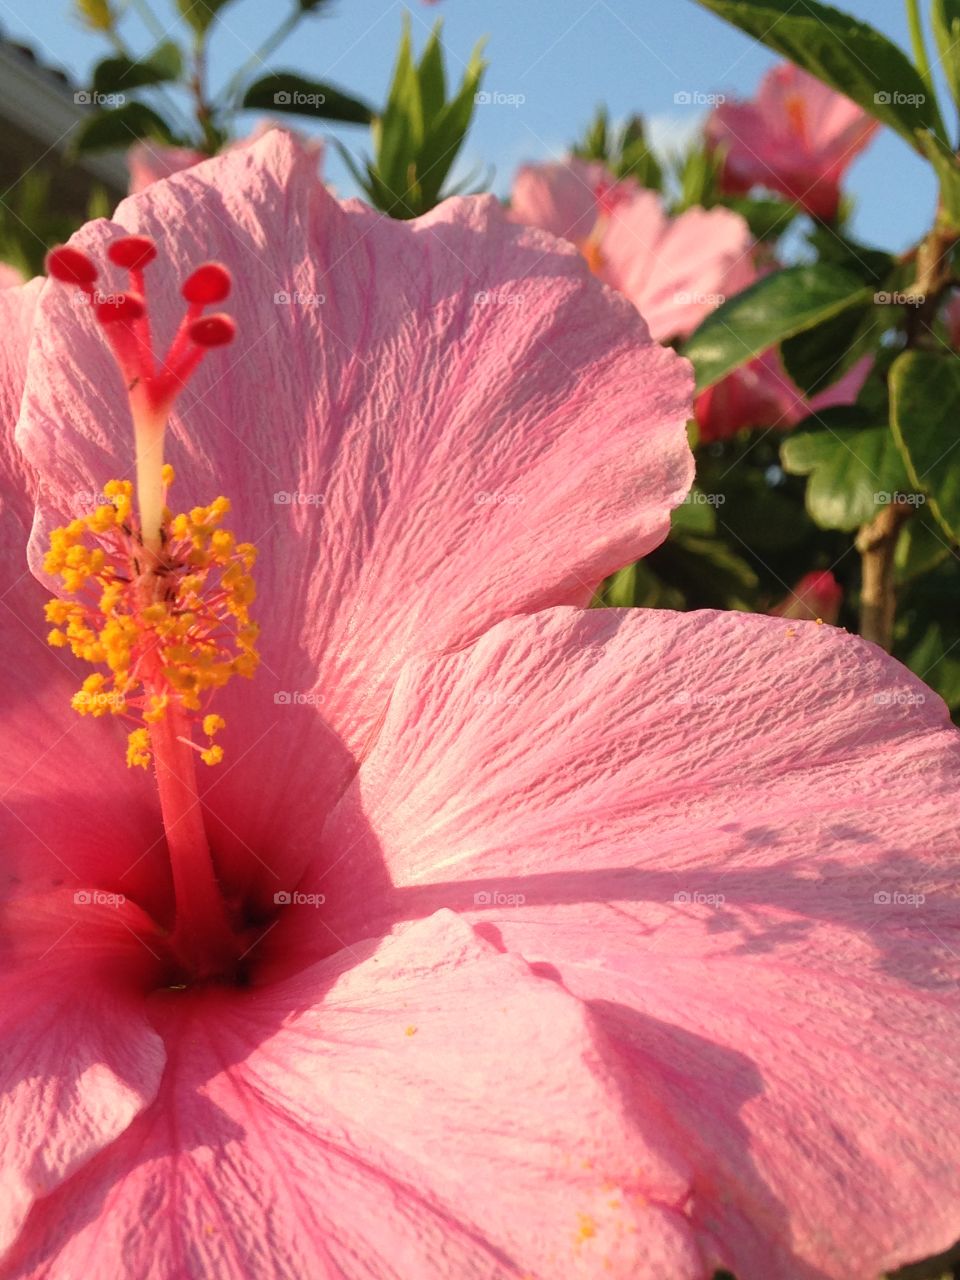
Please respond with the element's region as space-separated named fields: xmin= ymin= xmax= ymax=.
xmin=92 ymin=41 xmax=182 ymax=94
xmin=684 ymin=265 xmax=872 ymax=391
xmin=781 ymin=411 xmax=911 ymax=531
xmin=242 ymin=74 xmax=374 ymax=124
xmin=71 ymin=101 xmax=175 ymax=153
xmin=780 ymin=302 xmax=880 ymax=396
xmin=890 ymin=349 xmax=960 ymax=541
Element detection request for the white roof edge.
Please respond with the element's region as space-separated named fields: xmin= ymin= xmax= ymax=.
xmin=0 ymin=43 xmax=128 ymax=190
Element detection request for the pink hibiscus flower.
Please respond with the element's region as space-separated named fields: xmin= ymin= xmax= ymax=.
xmin=707 ymin=62 xmax=879 ymax=220
xmin=510 ymin=160 xmax=755 ymax=342
xmin=2 ymin=131 xmax=960 ymax=1279
xmin=596 ymin=190 xmax=755 ymax=341
xmin=696 ymin=349 xmax=873 ymax=443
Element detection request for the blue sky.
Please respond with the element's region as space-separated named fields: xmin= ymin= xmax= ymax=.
xmin=0 ymin=0 xmax=942 ymax=251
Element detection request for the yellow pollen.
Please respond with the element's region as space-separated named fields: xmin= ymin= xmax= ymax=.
xmin=126 ymin=728 xmax=151 ymax=769
xmin=44 ymin=476 xmax=259 ymax=767
xmin=576 ymin=1214 xmax=597 ymax=1242
xmin=785 ymin=93 xmax=808 ymax=146
xmin=580 ymin=232 xmax=606 ymax=277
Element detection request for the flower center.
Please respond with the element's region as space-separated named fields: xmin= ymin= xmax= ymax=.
xmin=784 ymin=93 xmax=809 ymax=148
xmin=578 ymin=180 xmax=630 ymax=278
xmin=43 ymin=236 xmax=260 ymax=983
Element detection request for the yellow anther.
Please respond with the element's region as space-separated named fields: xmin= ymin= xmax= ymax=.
xmin=126 ymin=728 xmax=151 ymax=769
xmin=161 ymin=463 xmax=175 ymax=487
xmin=44 ymin=481 xmax=258 ymax=769
xmin=144 ymin=693 xmax=169 ymax=724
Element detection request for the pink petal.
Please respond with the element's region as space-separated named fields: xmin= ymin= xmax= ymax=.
xmin=695 ymin=349 xmax=871 ymax=442
xmin=508 ymin=157 xmax=622 ymax=244
xmin=599 ymin=192 xmax=755 ymax=340
xmin=7 ymin=912 xmax=706 ymax=1279
xmin=127 ymin=142 xmax=206 ymax=195
xmin=292 ymin=606 xmax=960 ymax=1277
xmin=127 ymin=127 xmax=320 ymax=195
xmin=807 ymin=352 xmax=872 ymax=412
xmin=17 ymin=130 xmax=693 ymax=902
xmin=0 ymin=893 xmax=164 ymax=1256
xmin=694 ymin=348 xmax=805 ymax=441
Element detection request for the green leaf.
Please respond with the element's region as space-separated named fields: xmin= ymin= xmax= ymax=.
xmin=92 ymin=41 xmax=182 ymax=94
xmin=781 ymin=411 xmax=911 ymax=531
xmin=673 ymin=143 xmax=723 ymax=212
xmin=648 ymin=532 xmax=760 ymax=610
xmin=691 ymin=0 xmax=945 ymax=148
xmin=618 ymin=124 xmax=662 ymax=189
xmin=932 ymin=0 xmax=960 ymax=109
xmin=601 ymin=562 xmax=638 ymax=606
xmin=416 ymin=38 xmax=486 ymax=210
xmin=417 ymin=23 xmax=447 ymax=123
xmin=242 ymin=73 xmax=374 ymax=124
xmin=374 ymin=16 xmax=424 ymax=203
xmin=725 ymin=196 xmax=799 ymax=241
xmin=71 ymin=101 xmax=174 ymax=154
xmin=574 ymin=106 xmax=610 ymax=162
xmin=684 ymin=265 xmax=872 ymax=391
xmin=895 ymin=509 xmax=953 ymax=582
xmin=780 ymin=302 xmax=879 ymax=396
xmin=804 ymin=224 xmax=895 ymax=284
xmin=889 ymin=349 xmax=960 ymax=541
xmin=176 ymin=0 xmax=236 ymax=37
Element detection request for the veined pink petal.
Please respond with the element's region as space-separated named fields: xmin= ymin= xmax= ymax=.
xmin=0 ymin=280 xmax=39 ymax=524
xmin=598 ymin=192 xmax=756 ymax=341
xmin=0 ymin=892 xmax=164 ymax=1255
xmin=127 ymin=123 xmax=322 ymax=195
xmin=17 ymin=129 xmax=693 ymax=903
xmin=289 ymin=606 xmax=960 ymax=1278
xmin=6 ymin=912 xmax=706 ymax=1279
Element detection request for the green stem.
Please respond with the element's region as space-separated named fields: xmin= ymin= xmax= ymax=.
xmin=905 ymin=0 xmax=935 ymax=96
